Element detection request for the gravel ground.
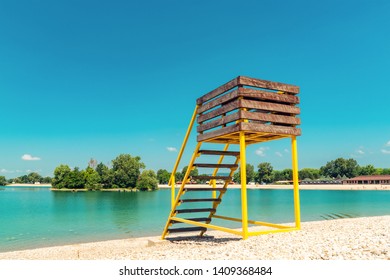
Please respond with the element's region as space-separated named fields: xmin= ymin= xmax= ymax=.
xmin=0 ymin=216 xmax=389 ymax=260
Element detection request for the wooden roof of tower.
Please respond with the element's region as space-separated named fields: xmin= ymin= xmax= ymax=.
xmin=196 ymin=76 xmax=301 ymax=144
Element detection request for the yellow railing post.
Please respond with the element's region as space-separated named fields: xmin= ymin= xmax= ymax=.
xmin=171 ymin=175 xmax=175 ymax=209
xmin=239 ymin=131 xmax=249 ymax=239
xmin=168 ymin=105 xmax=199 ymax=187
xmin=291 ymin=136 xmax=301 ymax=229
xmin=209 ymin=143 xmax=230 ymax=199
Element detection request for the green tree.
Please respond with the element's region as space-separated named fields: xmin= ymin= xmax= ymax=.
xmin=358 ymin=164 xmax=376 ymax=175
xmin=52 ymin=164 xmax=72 ymax=189
xmin=137 ymin=170 xmax=158 ymax=191
xmin=181 ymin=166 xmax=199 ymax=179
xmin=157 ymin=169 xmax=170 ymax=184
xmin=299 ymin=168 xmax=320 ymax=180
xmin=256 ymin=162 xmax=274 ymax=184
xmin=41 ymin=176 xmax=52 ymax=184
xmin=112 ymin=154 xmax=145 ymax=188
xmin=67 ymin=167 xmax=85 ymax=189
xmin=320 ymin=158 xmax=359 ymax=178
xmin=381 ymin=168 xmax=390 ymax=175
xmin=96 ymin=162 xmax=113 ymax=188
xmin=83 ymin=167 xmax=102 ymax=189
xmin=27 ymin=172 xmax=43 ymax=184
xmin=233 ymin=164 xmax=255 ymax=184
xmin=175 ymin=172 xmax=184 ymax=182
xmin=0 ymin=176 xmax=7 ymax=186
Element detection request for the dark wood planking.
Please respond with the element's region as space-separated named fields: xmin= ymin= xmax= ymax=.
xmin=197 ymin=122 xmax=301 ymax=142
xmin=238 ymin=76 xmax=299 ymax=94
xmin=168 ymin=226 xmax=207 ymax=233
xmin=197 ymin=112 xmax=240 ymax=133
xmin=239 ymin=88 xmax=299 ymax=104
xmin=241 ymin=111 xmax=301 ymax=125
xmin=183 ymin=187 xmax=226 ymax=192
xmin=197 ymin=111 xmax=300 ymax=134
xmin=191 ymin=175 xmax=232 ymax=181
xmin=193 ymin=163 xmax=238 ymax=169
xmin=196 ymin=77 xmax=239 ymax=105
xmin=197 ymin=124 xmax=241 ymax=142
xmin=175 ymin=208 xmax=216 ymax=214
xmin=197 ymin=100 xmax=240 ymax=123
xmin=240 ymin=99 xmax=300 ymax=115
xmin=170 ymin=217 xmax=212 ymax=223
xmin=239 ymin=122 xmax=301 ymax=136
xmin=179 ymin=198 xmax=221 ymax=203
xmin=198 ymin=150 xmax=240 ymax=156
xmin=198 ymin=89 xmax=239 ymax=114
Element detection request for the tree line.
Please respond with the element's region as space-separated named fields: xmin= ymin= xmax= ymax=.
xmin=156 ymin=157 xmax=390 ymax=185
xmin=51 ymin=154 xmax=158 ymax=191
xmin=1 ymin=156 xmax=389 ymax=188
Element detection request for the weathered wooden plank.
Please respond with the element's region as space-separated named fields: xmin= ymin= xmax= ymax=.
xmin=240 ymin=99 xmax=300 ymax=115
xmin=193 ymin=163 xmax=238 ymax=169
xmin=239 ymin=88 xmax=299 ymax=104
xmin=196 ymin=77 xmax=239 ymax=105
xmin=241 ymin=111 xmax=301 ymax=125
xmin=238 ymin=76 xmax=299 ymax=94
xmin=197 ymin=100 xmax=240 ymax=123
xmin=198 ymin=150 xmax=240 ymax=156
xmin=198 ymin=89 xmax=239 ymax=114
xmin=168 ymin=226 xmax=207 ymax=233
xmin=240 ymin=122 xmax=301 ymax=136
xmin=197 ymin=124 xmax=241 ymax=142
xmin=197 ymin=112 xmax=240 ymax=133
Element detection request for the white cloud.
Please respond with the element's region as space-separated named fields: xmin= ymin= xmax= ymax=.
xmin=22 ymin=154 xmax=41 ymax=161
xmin=255 ymin=147 xmax=269 ymax=157
xmin=1 ymin=169 xmax=13 ymax=173
xmin=381 ymin=149 xmax=390 ymax=154
xmin=275 ymin=152 xmax=283 ymax=157
xmin=386 ymin=141 xmax=390 ymax=147
xmin=166 ymin=147 xmax=177 ymax=152
xmin=284 ymin=148 xmax=289 ymax=153
xmin=356 ymin=149 xmax=365 ymax=155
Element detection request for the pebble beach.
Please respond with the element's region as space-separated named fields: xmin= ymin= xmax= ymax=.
xmin=0 ymin=215 xmax=389 ymax=260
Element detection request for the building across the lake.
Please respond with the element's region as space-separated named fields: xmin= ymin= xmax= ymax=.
xmin=343 ymin=175 xmax=390 ymax=185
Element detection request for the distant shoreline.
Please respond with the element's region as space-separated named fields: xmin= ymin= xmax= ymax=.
xmin=3 ymin=183 xmax=389 ymax=191
xmin=5 ymin=183 xmax=51 ymax=187
xmin=158 ymin=183 xmax=390 ymax=191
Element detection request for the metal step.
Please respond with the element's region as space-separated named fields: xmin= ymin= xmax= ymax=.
xmin=175 ymin=208 xmax=216 ymax=214
xmin=168 ymin=226 xmax=207 ymax=233
xmin=171 ymin=217 xmax=211 ymax=224
xmin=191 ymin=175 xmax=232 ymax=181
xmin=198 ymin=150 xmax=240 ymax=157
xmin=179 ymin=198 xmax=221 ymax=203
xmin=193 ymin=163 xmax=238 ymax=169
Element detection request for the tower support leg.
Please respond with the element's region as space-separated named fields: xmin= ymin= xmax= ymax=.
xmin=239 ymin=132 xmax=249 ymax=239
xmin=291 ymin=136 xmax=301 ymax=229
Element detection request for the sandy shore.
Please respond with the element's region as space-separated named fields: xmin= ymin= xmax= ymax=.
xmin=1 ymin=216 xmax=388 ymax=260
xmin=159 ymin=183 xmax=390 ymax=191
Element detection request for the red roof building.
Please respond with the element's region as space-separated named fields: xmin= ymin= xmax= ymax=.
xmin=343 ymin=175 xmax=390 ymax=185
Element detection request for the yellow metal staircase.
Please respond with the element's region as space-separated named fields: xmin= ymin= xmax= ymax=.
xmin=162 ymin=144 xmax=240 ymax=238
xmin=161 ymin=76 xmax=302 ymax=240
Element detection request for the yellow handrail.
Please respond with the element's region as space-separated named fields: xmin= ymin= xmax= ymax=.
xmin=168 ymin=105 xmax=199 ymax=207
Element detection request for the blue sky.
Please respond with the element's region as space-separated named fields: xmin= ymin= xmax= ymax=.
xmin=1 ymin=0 xmax=389 ymax=178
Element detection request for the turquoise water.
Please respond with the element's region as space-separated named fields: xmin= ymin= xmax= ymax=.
xmin=0 ymin=186 xmax=389 ymax=253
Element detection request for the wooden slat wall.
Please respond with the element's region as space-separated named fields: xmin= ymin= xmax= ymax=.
xmin=196 ymin=76 xmax=301 ymax=143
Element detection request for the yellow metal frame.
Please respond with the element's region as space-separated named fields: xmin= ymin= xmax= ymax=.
xmin=161 ymin=105 xmax=301 ymax=240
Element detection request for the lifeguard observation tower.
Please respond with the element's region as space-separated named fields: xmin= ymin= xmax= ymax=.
xmin=161 ymin=76 xmax=301 ymax=239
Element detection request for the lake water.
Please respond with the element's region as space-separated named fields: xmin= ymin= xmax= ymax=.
xmin=0 ymin=186 xmax=389 ymax=253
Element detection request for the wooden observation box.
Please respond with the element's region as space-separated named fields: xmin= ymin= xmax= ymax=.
xmin=162 ymin=76 xmax=301 ymax=240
